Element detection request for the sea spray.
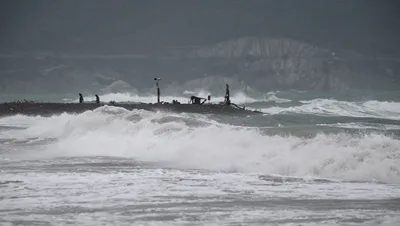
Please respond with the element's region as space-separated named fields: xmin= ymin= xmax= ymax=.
xmin=1 ymin=106 xmax=399 ymax=183
xmin=262 ymin=99 xmax=400 ymax=120
xmin=78 ymin=91 xmax=260 ymax=105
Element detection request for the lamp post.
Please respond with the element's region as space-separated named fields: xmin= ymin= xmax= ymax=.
xmin=154 ymin=78 xmax=161 ymax=103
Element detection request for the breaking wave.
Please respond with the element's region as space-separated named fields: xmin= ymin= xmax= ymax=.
xmin=265 ymin=92 xmax=291 ymax=103
xmin=1 ymin=106 xmax=399 ymax=183
xmin=262 ymin=99 xmax=400 ymax=120
xmin=318 ymin=122 xmax=400 ymax=130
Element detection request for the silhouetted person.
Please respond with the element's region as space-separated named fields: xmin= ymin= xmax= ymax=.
xmin=79 ymin=93 xmax=84 ymax=103
xmin=95 ymin=94 xmax=100 ymax=104
xmin=224 ymin=84 xmax=231 ymax=105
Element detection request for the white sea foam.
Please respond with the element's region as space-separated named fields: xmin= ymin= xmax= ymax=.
xmin=262 ymin=99 xmax=400 ymax=120
xmin=318 ymin=122 xmax=400 ymax=130
xmin=2 ymin=106 xmax=399 ymax=183
xmin=265 ymin=92 xmax=291 ymax=103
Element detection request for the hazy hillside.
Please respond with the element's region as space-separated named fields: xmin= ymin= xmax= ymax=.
xmin=1 ymin=37 xmax=399 ymax=95
xmin=1 ymin=0 xmax=399 ymax=96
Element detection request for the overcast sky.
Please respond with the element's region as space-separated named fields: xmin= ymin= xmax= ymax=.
xmin=1 ymin=0 xmax=399 ymax=56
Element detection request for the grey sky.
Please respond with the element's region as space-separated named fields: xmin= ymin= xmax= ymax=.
xmin=1 ymin=0 xmax=399 ymax=56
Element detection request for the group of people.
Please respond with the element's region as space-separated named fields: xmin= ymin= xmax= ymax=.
xmin=78 ymin=84 xmax=233 ymax=107
xmin=78 ymin=93 xmax=100 ymax=104
xmin=188 ymin=84 xmax=231 ymax=106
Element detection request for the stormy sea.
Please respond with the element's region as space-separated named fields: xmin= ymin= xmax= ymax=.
xmin=1 ymin=90 xmax=400 ymax=226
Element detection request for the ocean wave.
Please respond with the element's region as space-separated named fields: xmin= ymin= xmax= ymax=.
xmin=265 ymin=92 xmax=292 ymax=103
xmin=262 ymin=99 xmax=400 ymax=120
xmin=318 ymin=122 xmax=400 ymax=130
xmin=2 ymin=106 xmax=399 ymax=183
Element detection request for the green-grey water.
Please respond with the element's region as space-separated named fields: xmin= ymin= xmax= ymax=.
xmin=0 ymin=90 xmax=400 ymax=225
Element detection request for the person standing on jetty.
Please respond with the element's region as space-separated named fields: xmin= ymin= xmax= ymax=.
xmin=79 ymin=93 xmax=84 ymax=103
xmin=95 ymin=94 xmax=100 ymax=104
xmin=224 ymin=84 xmax=231 ymax=105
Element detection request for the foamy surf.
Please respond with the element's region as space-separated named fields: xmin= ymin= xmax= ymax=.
xmin=1 ymin=103 xmax=399 ymax=225
xmin=265 ymin=92 xmax=292 ymax=103
xmin=2 ymin=106 xmax=399 ymax=183
xmin=318 ymin=122 xmax=400 ymax=130
xmin=262 ymin=99 xmax=400 ymax=120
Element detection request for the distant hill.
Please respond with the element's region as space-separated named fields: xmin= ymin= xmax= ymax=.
xmin=1 ymin=37 xmax=399 ymax=95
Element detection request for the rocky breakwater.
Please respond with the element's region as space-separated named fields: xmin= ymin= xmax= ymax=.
xmin=0 ymin=101 xmax=262 ymax=117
